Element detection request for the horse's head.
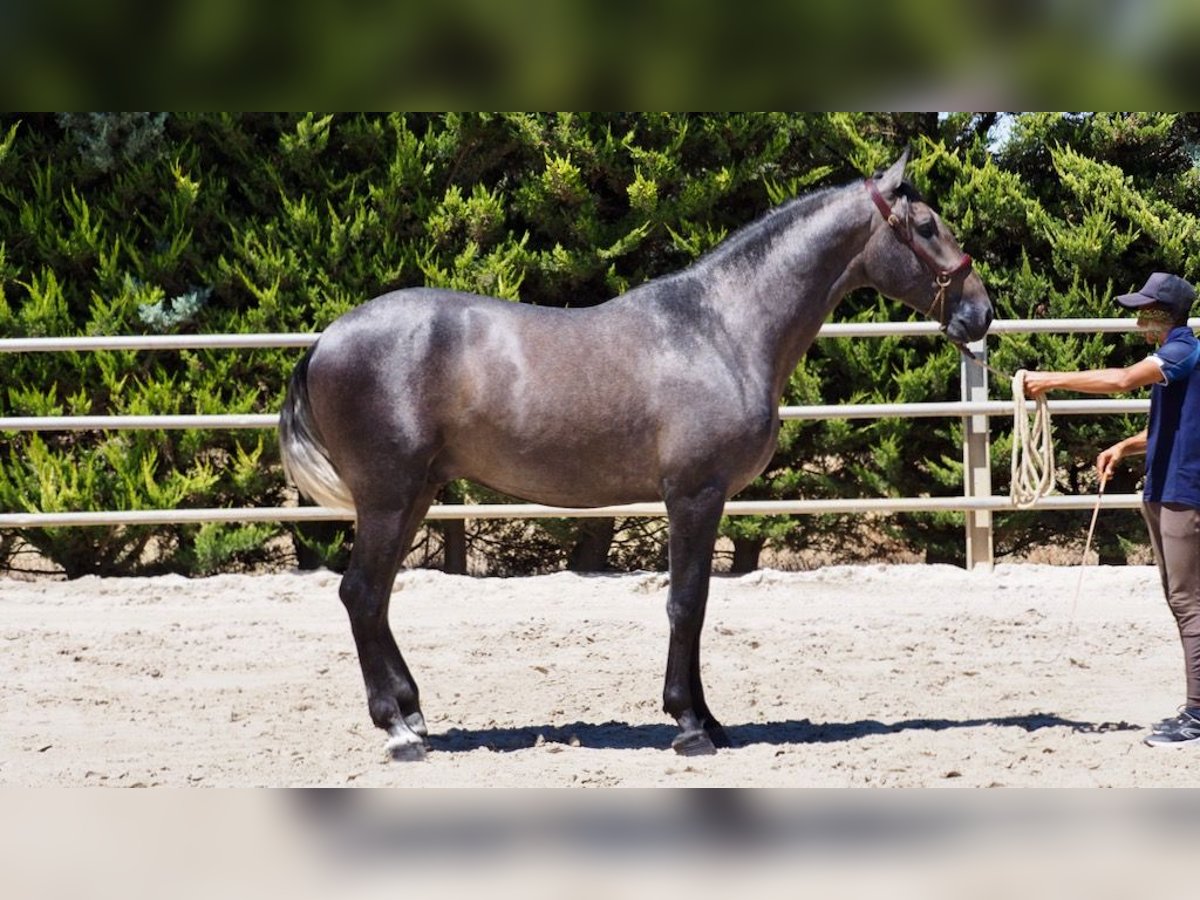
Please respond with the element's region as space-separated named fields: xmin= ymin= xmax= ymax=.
xmin=859 ymin=149 xmax=993 ymax=345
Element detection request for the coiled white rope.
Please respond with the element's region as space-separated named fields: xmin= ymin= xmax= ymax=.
xmin=1010 ymin=369 xmax=1055 ymax=507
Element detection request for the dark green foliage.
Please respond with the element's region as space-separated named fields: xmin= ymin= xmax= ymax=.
xmin=3 ymin=112 xmax=1199 ymax=576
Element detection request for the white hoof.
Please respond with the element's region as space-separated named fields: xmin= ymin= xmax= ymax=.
xmin=386 ymin=726 xmax=428 ymax=762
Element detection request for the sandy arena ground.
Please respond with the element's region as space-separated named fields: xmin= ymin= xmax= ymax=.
xmin=3 ymin=563 xmax=1198 ymax=787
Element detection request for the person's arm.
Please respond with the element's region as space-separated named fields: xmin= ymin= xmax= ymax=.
xmin=1097 ymin=428 xmax=1148 ymax=481
xmin=1023 ymin=358 xmax=1165 ymax=397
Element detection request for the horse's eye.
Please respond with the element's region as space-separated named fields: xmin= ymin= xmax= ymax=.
xmin=915 ymin=220 xmax=936 ymax=239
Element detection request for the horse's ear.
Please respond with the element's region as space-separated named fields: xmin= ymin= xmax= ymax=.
xmin=875 ymin=147 xmax=910 ymax=197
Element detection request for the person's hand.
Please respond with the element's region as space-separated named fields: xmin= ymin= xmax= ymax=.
xmin=1021 ymin=370 xmax=1055 ymax=398
xmin=1096 ymin=445 xmax=1122 ymax=483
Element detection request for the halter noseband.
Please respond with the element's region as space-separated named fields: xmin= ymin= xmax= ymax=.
xmin=865 ymin=178 xmax=972 ymax=327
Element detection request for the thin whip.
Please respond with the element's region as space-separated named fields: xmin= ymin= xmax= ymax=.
xmin=1010 ymin=369 xmax=1055 ymax=507
xmin=1071 ymin=472 xmax=1109 ymax=621
xmin=1037 ymin=474 xmax=1108 ymax=665
xmin=1079 ymin=472 xmax=1108 ymax=568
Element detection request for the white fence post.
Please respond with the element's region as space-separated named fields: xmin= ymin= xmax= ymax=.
xmin=961 ymin=338 xmax=993 ymax=570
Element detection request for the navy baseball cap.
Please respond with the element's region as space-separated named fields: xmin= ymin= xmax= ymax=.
xmin=1115 ymin=272 xmax=1195 ymax=319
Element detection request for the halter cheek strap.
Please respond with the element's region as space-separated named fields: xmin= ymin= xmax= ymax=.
xmin=865 ymin=178 xmax=973 ymax=326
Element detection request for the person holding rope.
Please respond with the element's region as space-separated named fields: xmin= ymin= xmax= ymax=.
xmin=1024 ymin=272 xmax=1200 ymax=748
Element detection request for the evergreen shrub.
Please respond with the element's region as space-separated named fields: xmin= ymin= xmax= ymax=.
xmin=3 ymin=112 xmax=1199 ymax=575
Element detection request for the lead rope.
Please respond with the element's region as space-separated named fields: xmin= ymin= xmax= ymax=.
xmin=956 ymin=350 xmax=1055 ymax=506
xmin=1010 ymin=369 xmax=1055 ymax=508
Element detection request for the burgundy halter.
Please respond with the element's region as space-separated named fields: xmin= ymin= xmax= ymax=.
xmin=865 ymin=178 xmax=972 ymax=327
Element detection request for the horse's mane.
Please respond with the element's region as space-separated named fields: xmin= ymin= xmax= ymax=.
xmin=694 ymin=176 xmax=926 ymax=274
xmin=690 ymin=184 xmax=843 ymax=274
xmin=639 ymin=175 xmax=922 ymax=299
xmin=893 ymin=180 xmax=924 ymax=203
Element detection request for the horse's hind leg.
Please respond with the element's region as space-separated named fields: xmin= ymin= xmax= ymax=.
xmin=340 ymin=489 xmax=436 ymax=761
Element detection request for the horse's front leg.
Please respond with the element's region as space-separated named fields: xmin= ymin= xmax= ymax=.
xmin=340 ymin=500 xmax=433 ymax=761
xmin=662 ymin=484 xmax=727 ymax=756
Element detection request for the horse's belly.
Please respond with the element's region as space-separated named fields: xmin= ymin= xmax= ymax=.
xmin=479 ymin=476 xmax=659 ymax=509
xmin=435 ymin=439 xmax=662 ymax=507
xmin=434 ymin=392 xmax=777 ymax=508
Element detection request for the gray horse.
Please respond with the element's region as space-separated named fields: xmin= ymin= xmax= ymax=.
xmin=280 ymin=150 xmax=992 ymax=760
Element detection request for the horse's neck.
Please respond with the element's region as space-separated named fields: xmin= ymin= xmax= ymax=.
xmin=702 ymin=185 xmax=871 ymax=398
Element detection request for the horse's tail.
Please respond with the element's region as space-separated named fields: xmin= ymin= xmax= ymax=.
xmin=279 ymin=345 xmax=356 ymax=513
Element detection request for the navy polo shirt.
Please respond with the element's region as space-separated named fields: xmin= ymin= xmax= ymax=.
xmin=1145 ymin=325 xmax=1200 ymax=507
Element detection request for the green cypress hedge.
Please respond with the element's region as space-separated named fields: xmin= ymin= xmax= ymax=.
xmin=2 ymin=112 xmax=1199 ymax=576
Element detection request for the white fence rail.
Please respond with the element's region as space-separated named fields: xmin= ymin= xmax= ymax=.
xmin=0 ymin=493 xmax=1144 ymax=530
xmin=2 ymin=318 xmax=1176 ymax=568
xmin=0 ymin=399 xmax=1154 ymax=433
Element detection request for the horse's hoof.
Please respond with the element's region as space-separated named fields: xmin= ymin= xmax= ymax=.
xmin=386 ymin=729 xmax=429 ymax=763
xmin=387 ymin=738 xmax=428 ymax=762
xmin=706 ymin=724 xmax=732 ymax=749
xmin=672 ymin=730 xmax=718 ymax=756
xmin=404 ymin=711 xmax=429 ymax=738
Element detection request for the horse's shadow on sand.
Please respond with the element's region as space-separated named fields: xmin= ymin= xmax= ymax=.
xmin=428 ymin=714 xmax=1141 ymax=754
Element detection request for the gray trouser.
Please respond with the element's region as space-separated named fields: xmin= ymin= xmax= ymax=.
xmin=1141 ymin=502 xmax=1200 ymax=708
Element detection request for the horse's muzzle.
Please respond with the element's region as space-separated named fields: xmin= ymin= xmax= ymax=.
xmin=944 ymin=299 xmax=993 ymax=344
